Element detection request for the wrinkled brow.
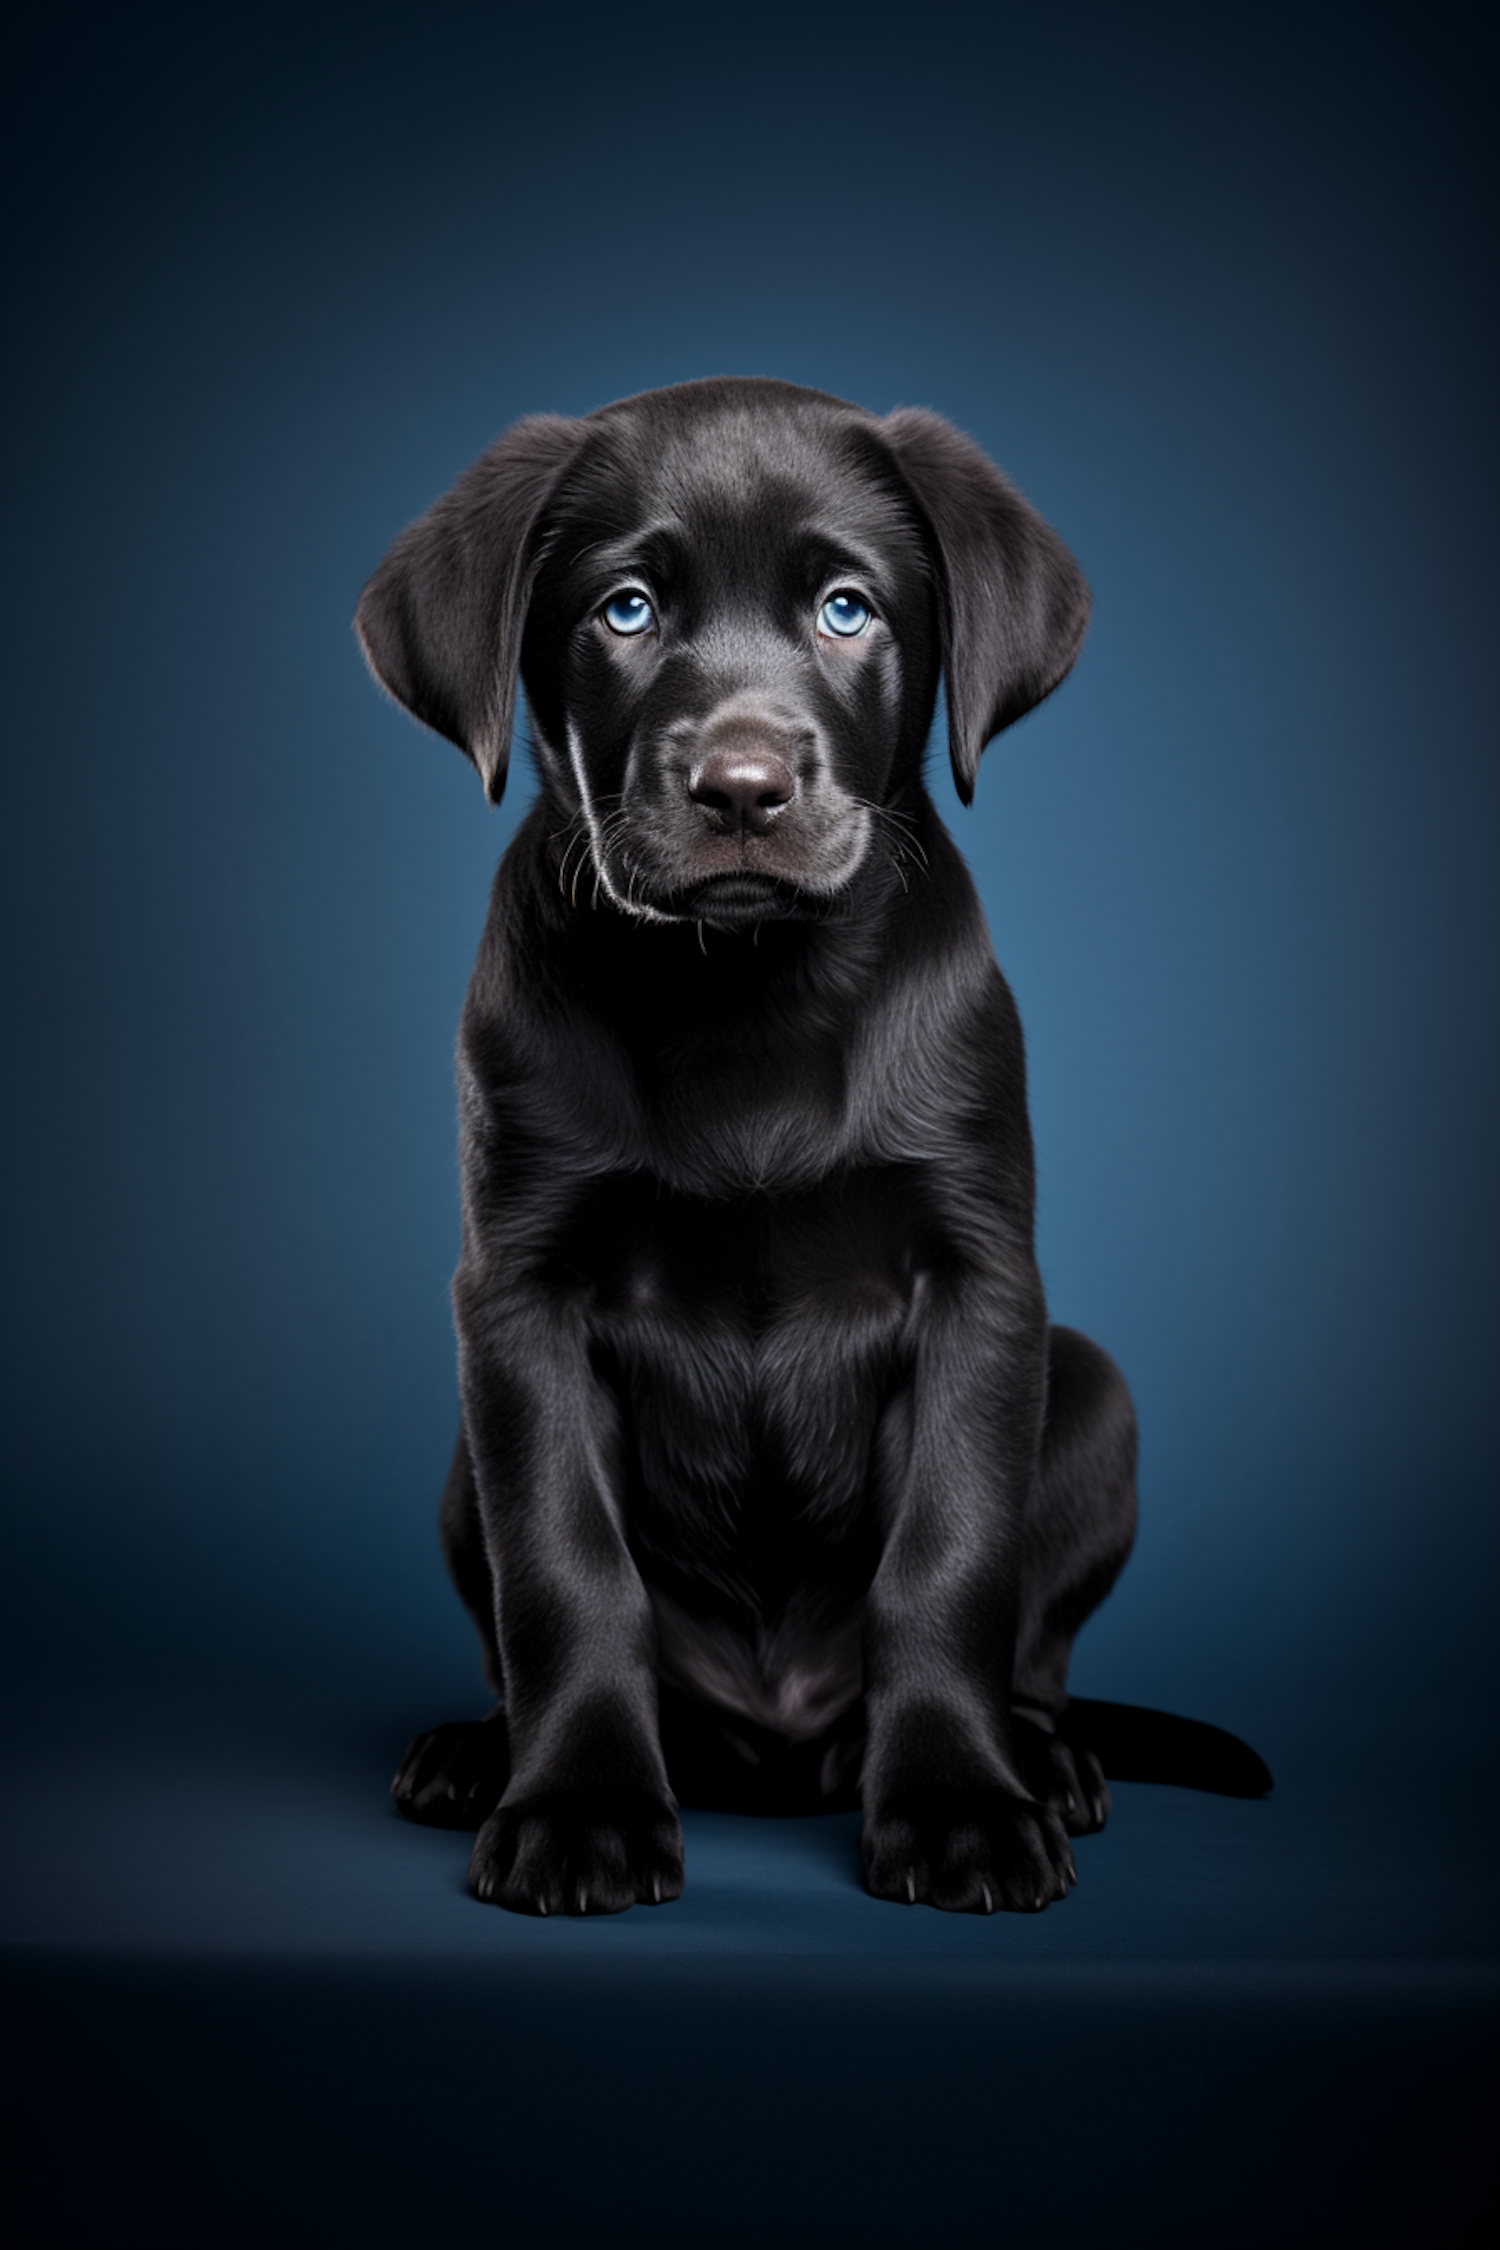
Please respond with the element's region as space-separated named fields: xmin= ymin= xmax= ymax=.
xmin=551 ymin=520 xmax=686 ymax=582
xmin=793 ymin=519 xmax=925 ymax=592
xmin=553 ymin=504 xmax=925 ymax=595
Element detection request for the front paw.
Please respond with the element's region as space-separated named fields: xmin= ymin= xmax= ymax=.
xmin=863 ymin=1786 xmax=1076 ymax=1913
xmin=468 ymin=1789 xmax=685 ymax=1916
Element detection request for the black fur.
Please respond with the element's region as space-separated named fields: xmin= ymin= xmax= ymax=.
xmin=358 ymin=376 xmax=1269 ymax=1918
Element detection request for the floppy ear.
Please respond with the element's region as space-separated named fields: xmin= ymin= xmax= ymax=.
xmin=354 ymin=414 xmax=583 ymax=802
xmin=880 ymin=409 xmax=1090 ymax=804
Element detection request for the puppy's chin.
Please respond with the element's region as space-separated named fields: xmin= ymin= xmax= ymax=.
xmin=639 ymin=871 xmax=834 ymax=930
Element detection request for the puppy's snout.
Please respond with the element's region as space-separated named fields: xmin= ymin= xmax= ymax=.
xmin=688 ymin=748 xmax=796 ymax=836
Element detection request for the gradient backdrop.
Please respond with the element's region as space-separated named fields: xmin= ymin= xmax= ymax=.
xmin=3 ymin=1 xmax=1496 ymax=2235
xmin=6 ymin=0 xmax=1494 ymax=1730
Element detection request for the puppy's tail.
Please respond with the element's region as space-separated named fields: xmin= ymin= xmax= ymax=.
xmin=1059 ymin=1698 xmax=1273 ymax=1798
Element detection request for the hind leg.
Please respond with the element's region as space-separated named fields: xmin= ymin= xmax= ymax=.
xmin=1012 ymin=1325 xmax=1138 ymax=1835
xmin=391 ymin=1429 xmax=511 ymax=1830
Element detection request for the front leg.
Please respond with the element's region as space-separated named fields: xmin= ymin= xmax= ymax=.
xmin=456 ymin=1268 xmax=683 ymax=1916
xmin=861 ymin=1270 xmax=1075 ymax=1914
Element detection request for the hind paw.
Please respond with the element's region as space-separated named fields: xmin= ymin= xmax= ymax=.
xmin=1015 ymin=1718 xmax=1111 ymax=1835
xmin=391 ymin=1714 xmax=509 ymax=1830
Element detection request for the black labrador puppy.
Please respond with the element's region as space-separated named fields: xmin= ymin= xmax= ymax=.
xmin=358 ymin=376 xmax=1267 ymax=1917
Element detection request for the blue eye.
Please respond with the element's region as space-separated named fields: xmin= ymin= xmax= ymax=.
xmin=603 ymin=591 xmax=655 ymax=636
xmin=818 ymin=592 xmax=872 ymax=638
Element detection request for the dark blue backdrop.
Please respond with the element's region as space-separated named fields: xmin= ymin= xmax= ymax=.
xmin=2 ymin=7 xmax=1496 ymax=2239
xmin=6 ymin=0 xmax=1494 ymax=1729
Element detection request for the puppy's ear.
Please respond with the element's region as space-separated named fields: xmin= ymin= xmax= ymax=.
xmin=355 ymin=414 xmax=582 ymax=803
xmin=880 ymin=409 xmax=1090 ymax=804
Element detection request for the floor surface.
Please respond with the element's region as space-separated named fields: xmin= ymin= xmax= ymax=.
xmin=4 ymin=1692 xmax=1495 ymax=2246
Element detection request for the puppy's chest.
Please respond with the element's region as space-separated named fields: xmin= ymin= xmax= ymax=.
xmin=555 ymin=1166 xmax=927 ymax=1520
xmin=560 ymin=1165 xmax=921 ymax=1348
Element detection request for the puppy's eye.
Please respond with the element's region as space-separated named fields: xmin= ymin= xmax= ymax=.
xmin=818 ymin=592 xmax=872 ymax=638
xmin=603 ymin=591 xmax=656 ymax=636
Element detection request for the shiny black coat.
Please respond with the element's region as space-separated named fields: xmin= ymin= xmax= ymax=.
xmin=358 ymin=378 xmax=1260 ymax=1917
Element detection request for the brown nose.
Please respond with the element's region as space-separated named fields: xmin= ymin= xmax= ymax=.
xmin=688 ymin=748 xmax=796 ymax=835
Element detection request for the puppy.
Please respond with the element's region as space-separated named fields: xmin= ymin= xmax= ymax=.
xmin=358 ymin=376 xmax=1266 ymax=1917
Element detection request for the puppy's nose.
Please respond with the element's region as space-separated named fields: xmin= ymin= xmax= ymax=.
xmin=688 ymin=749 xmax=796 ymax=835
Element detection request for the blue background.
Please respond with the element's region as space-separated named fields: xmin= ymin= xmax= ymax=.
xmin=6 ymin=0 xmax=1494 ymax=1732
xmin=3 ymin=4 xmax=1495 ymax=2240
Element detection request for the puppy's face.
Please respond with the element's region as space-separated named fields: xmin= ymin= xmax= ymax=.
xmin=521 ymin=397 xmax=940 ymax=928
xmin=357 ymin=377 xmax=1091 ymax=901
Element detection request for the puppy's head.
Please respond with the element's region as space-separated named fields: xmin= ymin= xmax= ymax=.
xmin=357 ymin=378 xmax=1088 ymax=926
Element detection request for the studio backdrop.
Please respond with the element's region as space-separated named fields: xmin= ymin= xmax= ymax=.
xmin=4 ymin=1 xmax=1495 ymax=1764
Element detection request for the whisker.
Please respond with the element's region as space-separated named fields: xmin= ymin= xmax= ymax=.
xmin=850 ymin=795 xmax=930 ymax=877
xmin=559 ymin=827 xmax=590 ymax=902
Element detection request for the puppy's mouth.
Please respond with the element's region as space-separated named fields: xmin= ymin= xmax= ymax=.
xmin=674 ymin=872 xmax=813 ymax=928
xmin=574 ymin=783 xmax=875 ymax=928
